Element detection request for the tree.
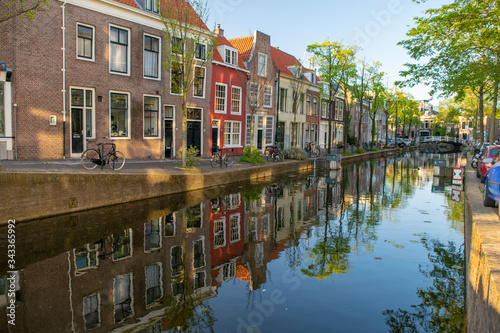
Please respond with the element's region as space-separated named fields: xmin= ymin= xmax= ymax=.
xmin=159 ymin=0 xmax=215 ymax=168
xmin=288 ymin=62 xmax=307 ymax=148
xmin=0 ymin=0 xmax=48 ymax=23
xmin=307 ymin=40 xmax=357 ymax=153
xmin=351 ymin=60 xmax=383 ymax=148
xmin=367 ymin=77 xmax=387 ymax=147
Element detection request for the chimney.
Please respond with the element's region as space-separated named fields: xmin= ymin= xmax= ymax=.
xmin=215 ymin=24 xmax=224 ymax=37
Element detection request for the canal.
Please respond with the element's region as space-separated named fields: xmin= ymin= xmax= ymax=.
xmin=0 ymin=152 xmax=465 ymax=332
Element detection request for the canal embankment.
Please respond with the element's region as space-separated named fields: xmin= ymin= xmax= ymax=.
xmin=464 ymin=162 xmax=500 ymax=332
xmin=0 ymin=147 xmax=410 ymax=223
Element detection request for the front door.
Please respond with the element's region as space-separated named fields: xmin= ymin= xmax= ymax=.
xmin=187 ymin=121 xmax=201 ymax=156
xmin=71 ymin=108 xmax=84 ymax=154
xmin=212 ymin=127 xmax=219 ymax=154
xmin=165 ymin=119 xmax=173 ymax=158
xmin=257 ymin=129 xmax=263 ymax=150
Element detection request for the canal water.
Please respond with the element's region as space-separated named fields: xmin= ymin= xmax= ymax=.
xmin=0 ymin=152 xmax=465 ymax=333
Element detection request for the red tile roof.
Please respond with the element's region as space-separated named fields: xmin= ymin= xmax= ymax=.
xmin=113 ymin=0 xmax=140 ymax=8
xmin=228 ymin=35 xmax=254 ymax=63
xmin=159 ymin=0 xmax=210 ymax=31
xmin=271 ymin=46 xmax=310 ymax=82
xmin=213 ymin=35 xmax=247 ymax=70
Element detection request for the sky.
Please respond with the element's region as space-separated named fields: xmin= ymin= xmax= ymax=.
xmin=205 ymin=0 xmax=451 ymax=107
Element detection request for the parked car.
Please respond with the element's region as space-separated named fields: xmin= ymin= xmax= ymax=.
xmin=477 ymin=145 xmax=500 ymax=183
xmin=483 ymin=160 xmax=500 ymax=207
xmin=395 ymin=138 xmax=406 ymax=148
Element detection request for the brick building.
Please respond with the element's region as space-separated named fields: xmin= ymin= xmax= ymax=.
xmin=0 ymin=0 xmax=213 ymax=160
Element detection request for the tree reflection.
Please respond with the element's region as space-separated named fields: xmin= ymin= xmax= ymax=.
xmin=383 ymin=236 xmax=465 ymax=333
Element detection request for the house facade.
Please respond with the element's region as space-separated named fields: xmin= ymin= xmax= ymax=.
xmin=0 ymin=0 xmax=213 ymax=160
xmin=210 ymin=27 xmax=249 ymax=156
xmin=229 ymin=31 xmax=277 ymax=152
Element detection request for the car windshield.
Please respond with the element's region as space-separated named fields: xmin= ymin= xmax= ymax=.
xmin=489 ymin=148 xmax=500 ymax=157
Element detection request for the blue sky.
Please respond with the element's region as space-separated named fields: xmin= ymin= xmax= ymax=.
xmin=206 ymin=0 xmax=451 ymax=106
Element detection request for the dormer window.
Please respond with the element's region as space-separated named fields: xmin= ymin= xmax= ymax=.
xmin=145 ymin=0 xmax=159 ymax=13
xmin=225 ymin=48 xmax=238 ymax=66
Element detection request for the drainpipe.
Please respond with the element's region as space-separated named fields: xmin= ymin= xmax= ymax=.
xmin=13 ymin=103 xmax=17 ymax=160
xmin=274 ymin=70 xmax=280 ymax=146
xmin=61 ymin=1 xmax=67 ymax=159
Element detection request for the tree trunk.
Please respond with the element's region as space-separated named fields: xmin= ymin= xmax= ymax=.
xmin=357 ymin=104 xmax=363 ymax=148
xmin=479 ymin=84 xmax=484 ymax=144
xmin=489 ymin=82 xmax=498 ymax=144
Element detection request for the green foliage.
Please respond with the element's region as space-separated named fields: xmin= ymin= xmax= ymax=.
xmin=341 ymin=151 xmax=352 ymax=156
xmin=368 ymin=148 xmax=377 ymax=152
xmin=1 ymin=0 xmax=49 ymax=23
xmin=347 ymin=134 xmax=358 ymax=145
xmin=283 ymin=148 xmax=307 ymax=160
xmin=239 ymin=147 xmax=264 ymax=164
xmin=242 ymin=188 xmax=262 ymax=202
xmin=354 ymin=148 xmax=365 ymax=154
xmin=176 ymin=146 xmax=200 ymax=168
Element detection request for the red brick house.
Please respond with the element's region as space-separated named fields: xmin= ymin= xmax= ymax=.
xmin=0 ymin=0 xmax=213 ymax=160
xmin=210 ymin=26 xmax=249 ymax=156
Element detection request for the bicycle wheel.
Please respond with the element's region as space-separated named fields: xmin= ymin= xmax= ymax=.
xmin=109 ymin=151 xmax=125 ymax=170
xmin=313 ymin=148 xmax=320 ymax=157
xmin=211 ymin=154 xmax=220 ymax=168
xmin=275 ymin=151 xmax=284 ymax=162
xmin=81 ymin=149 xmax=100 ymax=170
xmin=267 ymin=151 xmax=274 ymax=162
xmin=224 ymin=153 xmax=234 ymax=167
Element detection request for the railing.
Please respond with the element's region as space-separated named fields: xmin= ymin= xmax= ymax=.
xmin=418 ymin=136 xmax=461 ymax=143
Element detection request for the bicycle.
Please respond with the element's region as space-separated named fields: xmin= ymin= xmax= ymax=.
xmin=81 ymin=138 xmax=126 ymax=170
xmin=211 ymin=147 xmax=234 ymax=168
xmin=266 ymin=144 xmax=284 ymax=162
xmin=304 ymin=142 xmax=320 ymax=157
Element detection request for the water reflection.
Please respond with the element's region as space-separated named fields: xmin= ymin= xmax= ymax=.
xmin=0 ymin=152 xmax=465 ymax=332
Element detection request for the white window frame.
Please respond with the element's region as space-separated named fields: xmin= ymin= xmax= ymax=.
xmin=214 ymin=218 xmax=226 ymax=249
xmin=83 ymin=292 xmax=101 ymax=330
xmin=193 ymin=66 xmax=206 ymax=99
xmin=195 ymin=42 xmax=207 ymax=60
xmin=229 ymin=214 xmax=241 ymax=243
xmin=224 ymin=47 xmax=238 ymax=66
xmin=249 ymin=83 xmax=260 ymax=107
xmin=70 ymin=86 xmax=96 ymax=140
xmin=224 ymin=120 xmax=242 ymax=147
xmin=145 ymin=0 xmax=159 ymax=13
xmin=109 ymin=24 xmax=130 ymax=76
xmin=231 ymin=86 xmax=242 ymax=115
xmin=144 ymin=263 xmax=163 ymax=308
xmin=113 ymin=273 xmax=134 ymax=323
xmin=76 ymin=23 xmax=95 ymax=61
xmin=143 ymin=94 xmax=161 ymax=139
xmin=258 ymin=52 xmax=267 ymax=77
xmin=215 ymin=83 xmax=227 ymax=114
xmin=110 ymin=91 xmax=131 ymax=139
xmin=143 ymin=33 xmax=161 ymax=80
xmin=192 ymin=237 xmax=206 ymax=269
xmin=264 ymin=85 xmax=272 ymax=108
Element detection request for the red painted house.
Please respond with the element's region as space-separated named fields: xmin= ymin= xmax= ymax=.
xmin=210 ymin=26 xmax=249 ymax=156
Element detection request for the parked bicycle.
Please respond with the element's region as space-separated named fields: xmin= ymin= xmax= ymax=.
xmin=304 ymin=142 xmax=320 ymax=157
xmin=211 ymin=147 xmax=234 ymax=168
xmin=266 ymin=144 xmax=284 ymax=162
xmin=81 ymin=138 xmax=126 ymax=170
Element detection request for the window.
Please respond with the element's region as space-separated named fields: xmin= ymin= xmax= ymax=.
xmin=114 ymin=274 xmax=133 ymax=323
xmin=77 ymin=24 xmax=93 ymax=60
xmin=264 ymin=85 xmax=272 ymax=108
xmin=245 ymin=115 xmax=252 ymax=146
xmin=164 ymin=214 xmax=175 ymax=237
xmin=145 ymin=264 xmax=162 ymax=306
xmin=110 ymin=92 xmax=129 ymax=138
xmin=172 ymin=37 xmax=183 ymax=54
xmin=313 ymin=97 xmax=318 ymax=116
xmin=171 ymin=245 xmax=183 ymax=276
xmin=112 ymin=229 xmax=132 ymax=260
xmin=321 ymin=101 xmax=327 ymax=118
xmin=306 ymin=95 xmax=312 ymax=115
xmin=144 ymin=35 xmax=160 ymax=79
xmin=83 ymin=293 xmax=100 ymax=330
xmin=249 ymin=83 xmax=259 ymax=107
xmin=145 ymin=0 xmax=159 ymax=13
xmin=144 ymin=219 xmax=161 ymax=251
xmin=193 ymin=238 xmax=205 ymax=269
xmin=338 ymin=101 xmax=343 ymax=121
xmin=224 ymin=121 xmax=241 ymax=146
xmin=186 ymin=204 xmax=202 ymax=228
xmin=109 ymin=26 xmax=129 ymax=74
xmin=195 ymin=43 xmax=206 ymax=60
xmin=231 ymin=86 xmax=241 ymax=114
xmin=225 ymin=48 xmax=237 ymax=65
xmin=280 ymin=88 xmax=287 ymax=112
xmin=265 ymin=117 xmax=273 ymax=145
xmin=215 ymin=83 xmax=227 ymax=113
xmin=194 ymin=67 xmax=205 ymax=97
xmin=71 ymin=88 xmax=95 ymax=138
xmin=300 ymin=93 xmax=305 ymax=114
xmin=144 ymin=96 xmax=159 ymax=138
xmin=170 ymin=61 xmax=183 ymax=94
xmin=214 ymin=219 xmax=225 ymax=248
xmin=74 ymin=244 xmax=99 ymax=273
xmin=229 ymin=215 xmax=240 ymax=242
xmin=194 ymin=271 xmax=205 ymax=289
xmin=258 ymin=53 xmax=267 ymax=77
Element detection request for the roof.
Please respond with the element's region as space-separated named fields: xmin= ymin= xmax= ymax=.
xmin=213 ymin=35 xmax=247 ymax=69
xmin=228 ymin=35 xmax=255 ymax=63
xmin=113 ymin=0 xmax=140 ymax=8
xmin=271 ymin=46 xmax=308 ymax=80
xmin=112 ymin=0 xmax=210 ymax=31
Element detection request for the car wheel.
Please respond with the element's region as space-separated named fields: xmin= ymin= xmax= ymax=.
xmin=481 ymin=173 xmax=486 ymax=183
xmin=484 ymin=180 xmax=496 ymax=207
xmin=476 ymin=167 xmax=481 ymax=178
